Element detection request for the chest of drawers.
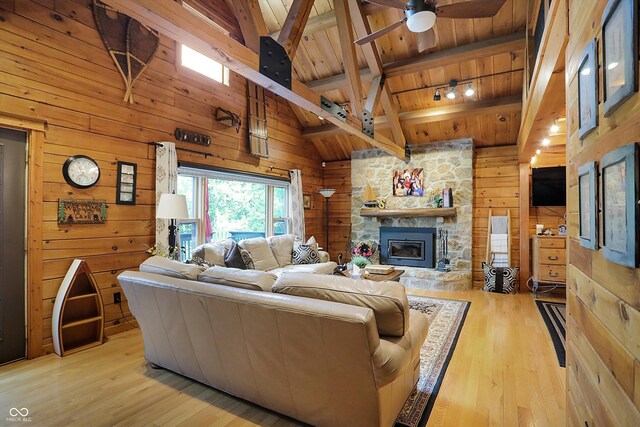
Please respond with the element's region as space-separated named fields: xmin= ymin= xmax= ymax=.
xmin=531 ymin=235 xmax=566 ymax=297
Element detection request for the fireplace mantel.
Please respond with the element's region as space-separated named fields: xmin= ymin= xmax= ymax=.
xmin=360 ymin=207 xmax=456 ymax=218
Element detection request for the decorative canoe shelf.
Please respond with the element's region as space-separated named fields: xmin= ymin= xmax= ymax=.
xmin=360 ymin=207 xmax=457 ymax=218
xmin=52 ymin=259 xmax=104 ymax=357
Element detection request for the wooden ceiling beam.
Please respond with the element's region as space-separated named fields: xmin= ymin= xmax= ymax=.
xmin=301 ymin=95 xmax=522 ymax=138
xmin=102 ymin=0 xmax=405 ymax=159
xmin=334 ymin=0 xmax=364 ymax=119
xmin=348 ymin=0 xmax=405 ymax=148
xmin=306 ymin=32 xmax=526 ymax=93
xmin=364 ymin=75 xmax=383 ymax=113
xmin=276 ymin=0 xmax=315 ymax=58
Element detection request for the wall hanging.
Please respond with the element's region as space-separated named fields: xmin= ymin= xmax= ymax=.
xmin=93 ymin=0 xmax=160 ymax=103
xmin=577 ymin=161 xmax=598 ymax=249
xmin=58 ymin=199 xmax=107 ymax=224
xmin=577 ymin=39 xmax=598 ymax=139
xmin=247 ymin=82 xmax=269 ymax=158
xmin=215 ymin=107 xmax=241 ymax=133
xmin=116 ymin=161 xmax=137 ymax=205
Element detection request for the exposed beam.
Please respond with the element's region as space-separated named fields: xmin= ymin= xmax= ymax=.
xmin=306 ymin=32 xmax=526 ymax=92
xmin=364 ymin=75 xmax=383 ymax=113
xmin=276 ymin=0 xmax=315 ymax=58
xmin=348 ymin=0 xmax=405 ymax=148
xmin=103 ymin=0 xmax=405 ymax=159
xmin=268 ymin=2 xmax=383 ymax=39
xmin=301 ymin=95 xmax=522 ymax=138
xmin=334 ymin=0 xmax=364 ymax=119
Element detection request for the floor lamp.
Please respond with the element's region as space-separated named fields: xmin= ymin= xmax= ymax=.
xmin=319 ymin=189 xmax=336 ymax=254
xmin=156 ymin=193 xmax=189 ymax=259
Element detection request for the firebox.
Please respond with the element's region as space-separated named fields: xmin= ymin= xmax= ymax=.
xmin=379 ymin=226 xmax=436 ymax=268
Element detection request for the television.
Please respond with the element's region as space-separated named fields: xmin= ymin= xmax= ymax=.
xmin=532 ymin=166 xmax=566 ymax=206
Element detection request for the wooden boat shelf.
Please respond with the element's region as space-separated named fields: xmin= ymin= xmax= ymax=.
xmin=360 ymin=207 xmax=457 ymax=218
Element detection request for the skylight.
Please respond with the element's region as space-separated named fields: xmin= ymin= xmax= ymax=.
xmin=180 ymin=44 xmax=229 ymax=86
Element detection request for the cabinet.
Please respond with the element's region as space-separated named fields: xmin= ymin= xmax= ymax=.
xmin=531 ymin=236 xmax=566 ymax=297
xmin=52 ymin=259 xmax=104 ymax=356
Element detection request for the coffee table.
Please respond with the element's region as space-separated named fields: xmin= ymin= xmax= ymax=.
xmin=342 ymin=269 xmax=405 ymax=282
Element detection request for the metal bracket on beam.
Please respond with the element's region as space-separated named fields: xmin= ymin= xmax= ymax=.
xmin=404 ymin=143 xmax=411 ymax=161
xmin=362 ymin=109 xmax=374 ymax=138
xmin=259 ymin=36 xmax=291 ymax=90
xmin=320 ymin=96 xmax=347 ymax=122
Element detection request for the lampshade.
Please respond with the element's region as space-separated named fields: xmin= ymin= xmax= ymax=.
xmin=156 ymin=193 xmax=189 ymax=219
xmin=319 ymin=188 xmax=336 ymax=198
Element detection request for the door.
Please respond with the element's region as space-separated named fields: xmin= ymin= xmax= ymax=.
xmin=0 ymin=128 xmax=27 ymax=364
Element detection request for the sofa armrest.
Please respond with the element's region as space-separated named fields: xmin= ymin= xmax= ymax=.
xmin=318 ymin=250 xmax=330 ymax=263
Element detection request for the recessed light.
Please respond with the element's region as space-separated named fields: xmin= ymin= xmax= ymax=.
xmin=536 ymin=149 xmax=541 ymax=155
xmin=542 ymin=138 xmax=551 ymax=146
xmin=531 ymin=155 xmax=537 ymax=164
xmin=550 ymin=121 xmax=560 ymax=133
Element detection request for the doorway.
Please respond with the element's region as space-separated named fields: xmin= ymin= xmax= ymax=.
xmin=0 ymin=127 xmax=27 ymax=364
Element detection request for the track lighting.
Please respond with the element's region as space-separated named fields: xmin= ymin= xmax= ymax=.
xmin=446 ymin=88 xmax=456 ymax=99
xmin=433 ymin=89 xmax=441 ymax=101
xmin=542 ymin=138 xmax=550 ymax=146
xmin=550 ymin=120 xmax=559 ymax=133
xmin=531 ymin=155 xmax=537 ymax=164
xmin=536 ymin=149 xmax=541 ymax=155
xmin=464 ymin=84 xmax=474 ymax=97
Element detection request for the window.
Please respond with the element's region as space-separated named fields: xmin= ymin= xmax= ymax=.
xmin=177 ymin=168 xmax=289 ymax=260
xmin=179 ymin=44 xmax=229 ymax=86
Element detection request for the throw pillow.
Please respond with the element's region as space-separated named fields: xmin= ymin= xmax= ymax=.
xmin=225 ymin=241 xmax=247 ymax=270
xmin=240 ymin=247 xmax=255 ymax=270
xmin=238 ymin=237 xmax=279 ymax=271
xmin=190 ymin=239 xmax=231 ymax=266
xmin=292 ymin=242 xmax=320 ymax=265
xmin=482 ymin=262 xmax=518 ymax=294
xmin=267 ymin=234 xmax=296 ymax=267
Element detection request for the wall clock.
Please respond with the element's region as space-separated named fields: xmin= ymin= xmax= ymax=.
xmin=62 ymin=155 xmax=100 ymax=189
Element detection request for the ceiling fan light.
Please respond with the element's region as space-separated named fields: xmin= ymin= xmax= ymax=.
xmin=433 ymin=89 xmax=441 ymax=101
xmin=446 ymin=88 xmax=456 ymax=99
xmin=407 ymin=11 xmax=436 ymax=32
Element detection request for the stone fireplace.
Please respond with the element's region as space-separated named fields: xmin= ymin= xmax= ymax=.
xmin=351 ymin=139 xmax=473 ymax=290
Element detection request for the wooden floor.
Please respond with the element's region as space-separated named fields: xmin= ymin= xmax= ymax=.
xmin=0 ymin=289 xmax=566 ymax=426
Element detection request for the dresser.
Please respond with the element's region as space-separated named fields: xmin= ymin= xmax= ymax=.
xmin=531 ymin=235 xmax=566 ymax=297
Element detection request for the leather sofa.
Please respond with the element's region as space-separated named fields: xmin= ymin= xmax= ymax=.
xmin=118 ymin=270 xmax=429 ymax=427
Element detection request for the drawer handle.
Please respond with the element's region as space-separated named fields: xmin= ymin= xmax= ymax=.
xmin=548 ymin=256 xmax=559 ymax=260
xmin=549 ymin=272 xmax=559 ymax=277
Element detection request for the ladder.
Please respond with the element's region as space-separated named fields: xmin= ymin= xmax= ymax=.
xmin=485 ymin=209 xmax=511 ymax=267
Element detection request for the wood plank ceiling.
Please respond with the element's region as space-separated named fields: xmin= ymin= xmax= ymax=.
xmin=256 ymin=0 xmax=528 ymax=160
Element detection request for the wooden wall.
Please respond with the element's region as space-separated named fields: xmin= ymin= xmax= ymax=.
xmin=0 ymin=0 xmax=324 ymax=357
xmin=323 ymin=160 xmax=351 ymax=261
xmin=566 ymin=0 xmax=640 ymax=425
xmin=472 ymin=146 xmax=521 ymax=289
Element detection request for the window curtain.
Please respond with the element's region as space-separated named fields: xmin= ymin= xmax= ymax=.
xmin=155 ymin=142 xmax=178 ymax=256
xmin=289 ymin=169 xmax=305 ymax=240
xmin=204 ymin=180 xmax=213 ymax=242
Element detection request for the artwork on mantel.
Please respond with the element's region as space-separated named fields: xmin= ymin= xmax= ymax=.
xmin=601 ymin=0 xmax=638 ymax=116
xmin=600 ymin=143 xmax=639 ymax=267
xmin=577 ymin=39 xmax=598 ymax=139
xmin=393 ymin=168 xmax=424 ymax=196
xmin=578 ymin=161 xmax=598 ymax=250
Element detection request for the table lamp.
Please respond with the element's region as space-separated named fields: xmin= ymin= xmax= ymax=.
xmin=156 ymin=193 xmax=189 ymax=258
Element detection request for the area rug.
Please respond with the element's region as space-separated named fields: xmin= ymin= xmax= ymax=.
xmin=535 ymin=300 xmax=566 ymax=367
xmin=395 ymin=295 xmax=470 ymax=427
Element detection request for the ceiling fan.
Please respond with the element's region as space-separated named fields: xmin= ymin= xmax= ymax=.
xmin=354 ymin=0 xmax=507 ymax=52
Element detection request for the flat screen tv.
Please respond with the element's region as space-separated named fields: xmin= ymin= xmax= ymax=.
xmin=532 ymin=166 xmax=566 ymax=206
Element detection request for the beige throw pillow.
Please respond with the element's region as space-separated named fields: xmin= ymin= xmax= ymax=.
xmin=238 ymin=237 xmax=279 ymax=271
xmin=191 ymin=239 xmax=233 ymax=266
xmin=267 ymin=234 xmax=295 ymax=267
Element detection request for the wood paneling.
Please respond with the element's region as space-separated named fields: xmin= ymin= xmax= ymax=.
xmin=473 ymin=146 xmax=521 ymax=289
xmin=323 ymin=160 xmax=351 ymax=261
xmin=566 ymin=0 xmax=640 ymax=424
xmin=0 ymin=1 xmax=325 ymax=356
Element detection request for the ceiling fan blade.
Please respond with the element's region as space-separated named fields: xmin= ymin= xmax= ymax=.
xmin=354 ymin=18 xmax=407 ymax=45
xmin=362 ymin=0 xmax=409 ymax=10
xmin=435 ymin=0 xmax=507 ymax=19
xmin=417 ymin=28 xmax=436 ymax=52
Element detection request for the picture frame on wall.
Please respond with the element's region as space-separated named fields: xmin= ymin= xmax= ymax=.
xmin=577 ymin=40 xmax=598 ymax=139
xmin=600 ymin=143 xmax=639 ymax=267
xmin=578 ymin=161 xmax=598 ymax=249
xmin=601 ymin=0 xmax=638 ymax=117
xmin=303 ymin=193 xmax=311 ymax=209
xmin=116 ymin=161 xmax=137 ymax=205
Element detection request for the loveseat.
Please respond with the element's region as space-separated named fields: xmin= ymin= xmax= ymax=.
xmin=118 ymin=268 xmax=429 ymax=427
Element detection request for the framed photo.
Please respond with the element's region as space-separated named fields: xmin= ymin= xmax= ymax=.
xmin=578 ymin=162 xmax=598 ymax=249
xmin=578 ymin=40 xmax=598 ymax=139
xmin=303 ymin=193 xmax=311 ymax=209
xmin=600 ymin=143 xmax=639 ymax=267
xmin=393 ymin=168 xmax=424 ymax=196
xmin=558 ymin=224 xmax=567 ymax=236
xmin=116 ymin=161 xmax=137 ymax=205
xmin=602 ymin=0 xmax=638 ymax=116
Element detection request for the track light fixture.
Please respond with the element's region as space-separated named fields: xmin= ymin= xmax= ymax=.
xmin=550 ymin=120 xmax=559 ymax=133
xmin=432 ymin=79 xmax=477 ymax=102
xmin=446 ymin=87 xmax=456 ymax=99
xmin=464 ymin=84 xmax=474 ymax=97
xmin=433 ymin=89 xmax=441 ymax=101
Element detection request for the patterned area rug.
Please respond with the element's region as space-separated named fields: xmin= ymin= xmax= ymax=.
xmin=395 ymin=295 xmax=470 ymax=427
xmin=535 ymin=300 xmax=566 ymax=367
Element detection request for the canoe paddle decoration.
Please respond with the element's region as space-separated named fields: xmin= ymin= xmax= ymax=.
xmin=92 ymin=1 xmax=159 ymax=103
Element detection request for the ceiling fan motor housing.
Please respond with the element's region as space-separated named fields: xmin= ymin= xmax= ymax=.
xmin=405 ymin=0 xmax=437 ymax=32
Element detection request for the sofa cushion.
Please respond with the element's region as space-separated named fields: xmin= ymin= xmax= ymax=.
xmin=140 ymin=256 xmax=205 ymax=280
xmin=239 ymin=237 xmax=279 ymax=271
xmin=267 ymin=234 xmax=295 ymax=267
xmin=272 ymin=272 xmax=410 ymax=337
xmin=198 ymin=266 xmax=277 ymax=291
xmin=270 ymin=262 xmax=338 ymax=276
xmin=191 ymin=239 xmax=233 ymax=266
xmin=292 ymin=236 xmax=320 ymax=265
xmin=225 ymin=241 xmax=249 ymax=269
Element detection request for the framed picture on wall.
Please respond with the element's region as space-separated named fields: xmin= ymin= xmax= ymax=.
xmin=578 ymin=161 xmax=598 ymax=249
xmin=601 ymin=0 xmax=638 ymax=117
xmin=600 ymin=143 xmax=639 ymax=267
xmin=303 ymin=193 xmax=311 ymax=209
xmin=577 ymin=40 xmax=598 ymax=139
xmin=116 ymin=161 xmax=137 ymax=205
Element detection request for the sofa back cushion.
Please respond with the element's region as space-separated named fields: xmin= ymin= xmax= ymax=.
xmin=198 ymin=266 xmax=276 ymax=291
xmin=272 ymin=272 xmax=410 ymax=337
xmin=239 ymin=237 xmax=279 ymax=271
xmin=191 ymin=239 xmax=233 ymax=266
xmin=267 ymin=234 xmax=295 ymax=267
xmin=140 ymin=256 xmax=205 ymax=280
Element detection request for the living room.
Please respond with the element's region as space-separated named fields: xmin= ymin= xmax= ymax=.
xmin=0 ymin=0 xmax=637 ymax=426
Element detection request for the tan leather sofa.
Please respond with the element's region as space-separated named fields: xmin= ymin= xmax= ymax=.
xmin=118 ymin=271 xmax=429 ymax=427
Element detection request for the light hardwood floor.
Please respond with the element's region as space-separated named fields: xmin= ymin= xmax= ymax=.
xmin=0 ymin=290 xmax=566 ymax=426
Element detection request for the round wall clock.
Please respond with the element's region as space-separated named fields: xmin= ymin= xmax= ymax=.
xmin=62 ymin=155 xmax=101 ymax=189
